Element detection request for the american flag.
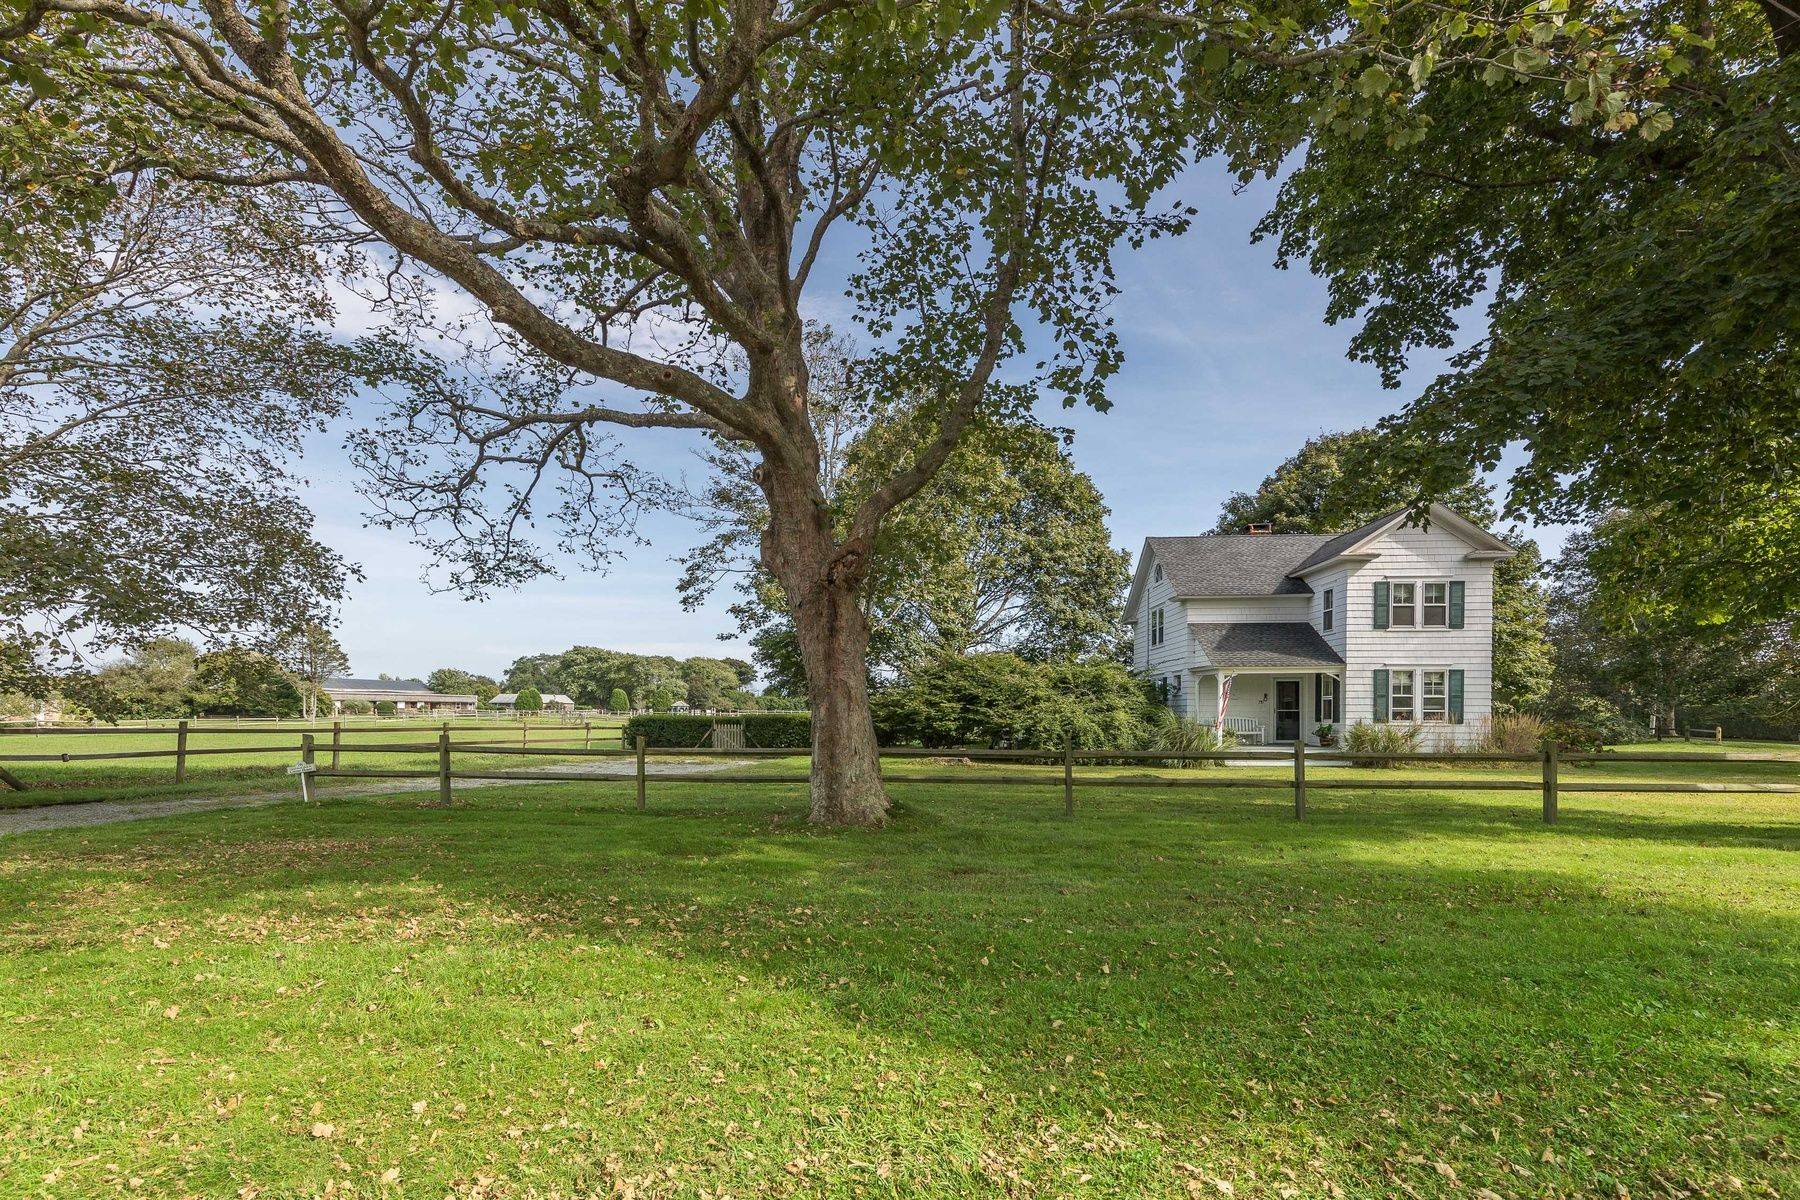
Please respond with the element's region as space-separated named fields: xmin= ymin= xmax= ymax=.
xmin=1218 ymin=673 xmax=1233 ymax=722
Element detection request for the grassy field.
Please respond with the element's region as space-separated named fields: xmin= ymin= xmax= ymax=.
xmin=1 ymin=765 xmax=1796 ymax=1199
xmin=0 ymin=720 xmax=629 ymax=808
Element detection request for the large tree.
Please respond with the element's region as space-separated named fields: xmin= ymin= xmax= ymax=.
xmin=4 ymin=0 xmax=1695 ymax=821
xmin=1217 ymin=429 xmax=1554 ymax=711
xmin=90 ymin=636 xmax=199 ymax=719
xmin=1214 ymin=429 xmax=1493 ymax=536
xmin=188 ymin=648 xmax=305 ymax=717
xmin=427 ymin=667 xmax=501 ymax=704
xmin=6 ymin=0 xmax=1213 ymax=823
xmin=1548 ymin=512 xmax=1792 ymax=734
xmin=1254 ymin=1 xmax=1797 ymax=624
xmin=0 ymin=166 xmax=361 ymax=694
xmin=275 ymin=623 xmax=350 ymax=721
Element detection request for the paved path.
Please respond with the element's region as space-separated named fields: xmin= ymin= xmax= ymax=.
xmin=0 ymin=759 xmax=752 ymax=838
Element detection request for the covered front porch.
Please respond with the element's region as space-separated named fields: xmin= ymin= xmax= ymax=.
xmin=1188 ymin=669 xmax=1342 ymax=745
xmin=1183 ymin=621 xmax=1346 ymax=745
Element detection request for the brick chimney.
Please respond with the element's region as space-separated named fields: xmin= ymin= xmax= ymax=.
xmin=1245 ymin=522 xmax=1274 ymax=535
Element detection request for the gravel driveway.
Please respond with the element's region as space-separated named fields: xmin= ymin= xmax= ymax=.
xmin=0 ymin=758 xmax=756 ymax=837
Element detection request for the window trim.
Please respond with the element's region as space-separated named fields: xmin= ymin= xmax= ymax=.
xmin=1149 ymin=606 xmax=1165 ymax=647
xmin=1386 ymin=666 xmax=1458 ymax=724
xmin=1386 ymin=579 xmax=1460 ymax=630
xmin=1389 ymin=582 xmax=1417 ymax=628
xmin=1420 ymin=669 xmax=1448 ymax=722
xmin=1422 ymin=582 xmax=1449 ymax=628
xmin=1388 ymin=668 xmax=1417 ymax=723
xmin=1319 ymin=675 xmax=1338 ymax=723
xmin=1322 ymin=587 xmax=1334 ymax=632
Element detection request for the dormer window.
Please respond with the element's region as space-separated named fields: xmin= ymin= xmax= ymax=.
xmin=1152 ymin=562 xmax=1163 ymax=583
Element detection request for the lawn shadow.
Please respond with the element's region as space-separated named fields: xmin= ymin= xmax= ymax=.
xmin=5 ymin=782 xmax=1798 ymax=1196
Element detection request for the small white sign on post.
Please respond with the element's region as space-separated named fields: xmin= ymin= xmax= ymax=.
xmin=288 ymin=760 xmax=317 ymax=804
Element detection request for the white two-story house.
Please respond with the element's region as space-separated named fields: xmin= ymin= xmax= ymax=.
xmin=1125 ymin=504 xmax=1514 ymax=746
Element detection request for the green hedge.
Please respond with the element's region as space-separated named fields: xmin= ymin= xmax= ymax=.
xmin=621 ymin=712 xmax=811 ymax=749
xmin=871 ymin=653 xmax=1158 ymax=750
xmin=742 ymin=713 xmax=811 ymax=748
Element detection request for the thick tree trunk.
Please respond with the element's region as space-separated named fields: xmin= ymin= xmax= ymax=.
xmin=760 ymin=449 xmax=890 ymax=827
xmin=791 ymin=578 xmax=889 ymax=826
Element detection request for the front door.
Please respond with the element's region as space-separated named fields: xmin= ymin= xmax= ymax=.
xmin=1275 ymin=679 xmax=1301 ymax=742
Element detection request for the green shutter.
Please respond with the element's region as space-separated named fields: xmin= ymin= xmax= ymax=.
xmin=1449 ymin=580 xmax=1465 ymax=629
xmin=1373 ymin=581 xmax=1389 ymax=629
xmin=1448 ymin=669 xmax=1465 ymax=724
xmin=1373 ymin=669 xmax=1389 ymax=723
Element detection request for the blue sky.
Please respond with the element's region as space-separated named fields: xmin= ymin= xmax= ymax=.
xmin=300 ymin=162 xmax=1555 ymax=683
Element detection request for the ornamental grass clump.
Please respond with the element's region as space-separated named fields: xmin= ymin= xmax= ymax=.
xmin=1342 ymin=721 xmax=1421 ymax=768
xmin=1146 ymin=713 xmax=1235 ymax=769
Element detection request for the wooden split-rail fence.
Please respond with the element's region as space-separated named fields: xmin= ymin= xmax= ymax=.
xmin=3 ymin=722 xmax=1797 ymax=826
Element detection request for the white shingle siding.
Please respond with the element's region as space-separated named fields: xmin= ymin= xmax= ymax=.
xmin=1132 ymin=551 xmax=1194 ymax=718
xmin=1328 ymin=523 xmax=1497 ymax=747
xmin=1183 ymin=596 xmax=1312 ymax=625
xmin=1305 ymin=567 xmax=1350 ymax=660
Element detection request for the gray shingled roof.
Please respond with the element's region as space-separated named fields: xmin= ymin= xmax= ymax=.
xmin=1189 ymin=622 xmax=1345 ymax=668
xmin=1288 ymin=509 xmax=1407 ymax=575
xmin=1144 ymin=535 xmax=1330 ymax=597
xmin=1145 ymin=509 xmax=1411 ymax=598
xmin=324 ymin=677 xmax=435 ymax=693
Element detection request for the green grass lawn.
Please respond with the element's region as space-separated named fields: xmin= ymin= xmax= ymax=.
xmin=1 ymin=770 xmax=1796 ymax=1198
xmin=1613 ymin=737 xmax=1799 ymax=756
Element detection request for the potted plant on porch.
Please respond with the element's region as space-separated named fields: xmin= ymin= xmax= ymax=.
xmin=1314 ymin=723 xmax=1337 ymax=748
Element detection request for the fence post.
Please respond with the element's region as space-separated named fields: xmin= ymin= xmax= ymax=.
xmin=1293 ymin=739 xmax=1307 ymax=820
xmin=1062 ymin=733 xmax=1075 ymax=817
xmin=1715 ymin=724 xmax=1723 ymax=744
xmin=437 ymin=730 xmax=453 ymax=807
xmin=1541 ymin=738 xmax=1559 ymax=825
xmin=521 ymin=720 xmax=528 ymax=749
xmin=175 ymin=718 xmax=189 ymax=784
xmin=636 ymin=734 xmax=647 ymax=812
xmin=331 ymin=720 xmax=342 ymax=769
xmin=584 ymin=721 xmax=592 ymax=751
xmin=300 ymin=734 xmax=316 ymax=804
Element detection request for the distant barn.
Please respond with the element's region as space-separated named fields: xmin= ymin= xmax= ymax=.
xmin=321 ymin=677 xmax=477 ymax=716
xmin=488 ymin=692 xmax=577 ymax=714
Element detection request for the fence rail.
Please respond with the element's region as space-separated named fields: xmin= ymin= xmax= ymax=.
xmin=2 ymin=732 xmax=1796 ymax=825
xmin=307 ymin=737 xmax=1800 ymax=824
xmin=0 ymin=720 xmax=598 ymax=737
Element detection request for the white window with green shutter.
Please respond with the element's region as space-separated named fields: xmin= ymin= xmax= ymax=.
xmin=1375 ymin=580 xmax=1466 ymax=630
xmin=1421 ymin=670 xmax=1447 ymax=720
xmin=1389 ymin=669 xmax=1416 ymax=722
xmin=1376 ymin=667 xmax=1467 ymax=724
